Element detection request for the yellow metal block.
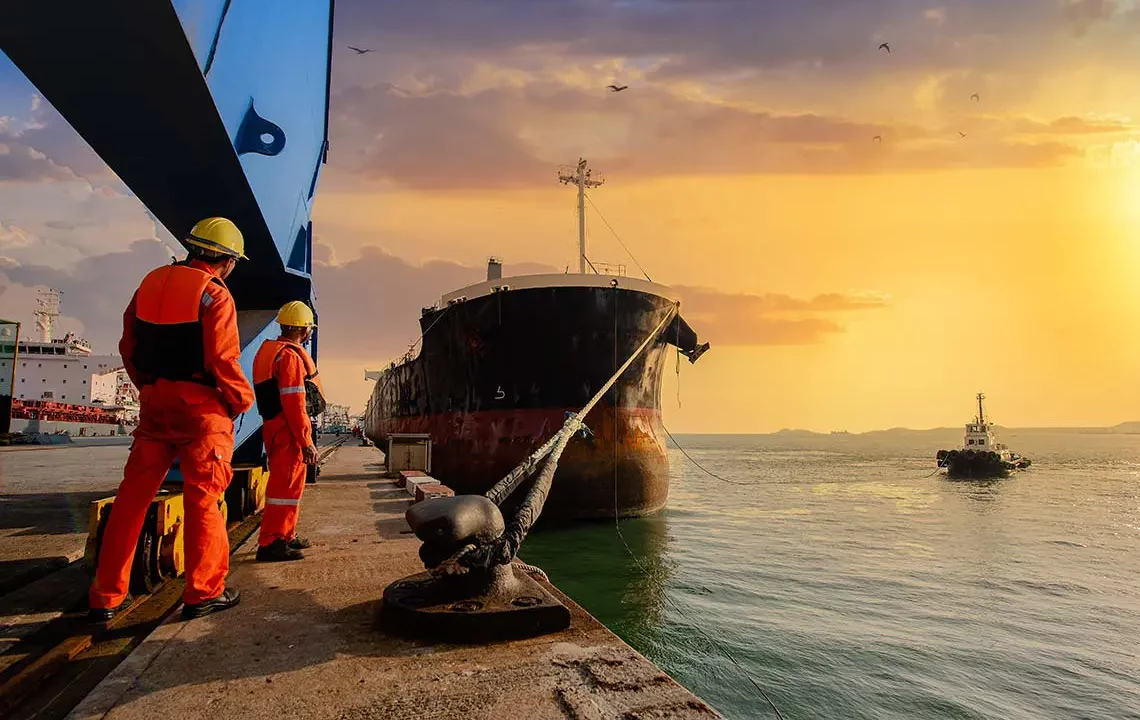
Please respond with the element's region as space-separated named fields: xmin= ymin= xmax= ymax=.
xmin=83 ymin=496 xmax=117 ymax=572
xmin=154 ymin=492 xmax=184 ymax=536
xmin=87 ymin=496 xmax=115 ymax=538
xmin=154 ymin=493 xmax=185 ymax=580
xmin=248 ymin=465 xmax=268 ymax=514
xmin=83 ymin=488 xmax=229 ymax=585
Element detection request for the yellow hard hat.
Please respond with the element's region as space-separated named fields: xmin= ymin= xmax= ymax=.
xmin=184 ymin=217 xmax=247 ymax=260
xmin=277 ymin=300 xmax=316 ymax=328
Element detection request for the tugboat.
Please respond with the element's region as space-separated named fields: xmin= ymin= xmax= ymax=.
xmin=935 ymin=393 xmax=1031 ymax=479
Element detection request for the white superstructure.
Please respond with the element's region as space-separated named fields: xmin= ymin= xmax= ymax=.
xmin=961 ymin=392 xmax=1011 ymax=457
xmin=5 ymin=336 xmax=122 ymax=405
xmin=90 ymin=367 xmax=141 ymax=422
xmin=1 ymin=289 xmax=136 ymax=411
xmin=0 ymin=323 xmax=17 ymax=400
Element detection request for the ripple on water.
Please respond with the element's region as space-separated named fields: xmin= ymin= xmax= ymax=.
xmin=521 ymin=432 xmax=1140 ymax=719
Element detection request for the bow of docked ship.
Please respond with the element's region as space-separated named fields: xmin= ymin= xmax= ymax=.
xmin=364 ymin=271 xmax=708 ymax=520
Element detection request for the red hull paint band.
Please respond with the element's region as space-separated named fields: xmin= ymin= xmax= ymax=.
xmin=373 ymin=406 xmax=669 ymax=520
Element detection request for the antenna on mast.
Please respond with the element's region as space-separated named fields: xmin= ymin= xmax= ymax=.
xmin=976 ymin=392 xmax=986 ymax=426
xmin=558 ymin=158 xmax=605 ymax=274
xmin=34 ymin=288 xmax=61 ymax=343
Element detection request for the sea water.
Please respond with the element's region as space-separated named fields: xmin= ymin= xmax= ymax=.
xmin=522 ymin=430 xmax=1140 ymax=719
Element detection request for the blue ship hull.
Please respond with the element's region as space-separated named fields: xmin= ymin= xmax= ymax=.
xmin=0 ymin=1 xmax=335 ymax=468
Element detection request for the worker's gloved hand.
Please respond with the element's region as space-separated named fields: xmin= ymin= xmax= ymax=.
xmin=302 ymin=443 xmax=319 ymax=465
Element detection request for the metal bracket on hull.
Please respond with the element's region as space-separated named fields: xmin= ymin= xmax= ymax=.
xmin=686 ymin=342 xmax=711 ymax=364
xmin=236 ymin=101 xmax=287 ymax=157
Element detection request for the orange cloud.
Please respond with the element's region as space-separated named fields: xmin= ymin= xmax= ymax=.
xmin=675 ymin=285 xmax=890 ymax=346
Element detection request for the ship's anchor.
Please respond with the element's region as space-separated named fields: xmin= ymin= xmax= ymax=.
xmin=378 ymin=302 xmax=683 ymax=644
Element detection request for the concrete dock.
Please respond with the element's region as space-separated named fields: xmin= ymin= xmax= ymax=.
xmin=0 ymin=443 xmax=129 ymax=595
xmin=65 ymin=444 xmax=720 ymax=720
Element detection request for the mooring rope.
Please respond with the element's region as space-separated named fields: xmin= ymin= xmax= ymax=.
xmin=483 ymin=300 xmax=681 ymax=507
xmin=584 ymin=193 xmax=653 ymax=282
xmin=924 ymin=455 xmax=950 ymax=478
xmin=454 ymin=299 xmax=683 ymax=573
xmin=661 ymin=424 xmax=767 ymax=487
xmin=611 ymin=291 xmax=788 ymax=720
xmin=511 ymin=560 xmax=550 ymax=583
xmin=368 ymin=305 xmax=453 ymax=405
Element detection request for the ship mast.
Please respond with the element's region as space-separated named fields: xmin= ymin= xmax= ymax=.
xmin=558 ymin=158 xmax=605 ymax=274
xmin=976 ymin=392 xmax=986 ymax=426
xmin=34 ymin=288 xmax=61 ymax=343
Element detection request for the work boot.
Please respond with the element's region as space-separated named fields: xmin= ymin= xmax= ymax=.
xmin=181 ymin=587 xmax=241 ymax=620
xmin=287 ymin=536 xmax=312 ymax=550
xmin=256 ymin=538 xmax=305 ymax=562
xmin=87 ymin=594 xmax=133 ymax=623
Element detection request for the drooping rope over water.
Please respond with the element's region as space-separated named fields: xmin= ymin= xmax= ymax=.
xmin=458 ymin=300 xmax=682 ymax=572
xmin=611 ymin=289 xmax=788 ymax=720
xmin=661 ymin=424 xmax=769 ymax=487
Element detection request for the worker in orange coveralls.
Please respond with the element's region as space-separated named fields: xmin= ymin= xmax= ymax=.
xmin=88 ymin=217 xmax=253 ymax=622
xmin=253 ymin=301 xmax=325 ymax=562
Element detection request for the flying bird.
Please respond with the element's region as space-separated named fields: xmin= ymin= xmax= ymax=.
xmin=970 ymin=93 xmax=980 ymax=102
xmin=873 ymin=135 xmax=882 ymax=143
xmin=347 ymin=46 xmax=373 ymax=55
xmin=878 ymin=42 xmax=891 ymax=54
xmin=958 ymin=131 xmax=968 ymax=138
xmin=607 ymin=84 xmax=629 ymax=92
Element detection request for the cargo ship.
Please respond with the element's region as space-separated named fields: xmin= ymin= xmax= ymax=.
xmin=1 ymin=289 xmax=138 ymax=437
xmin=935 ymin=393 xmax=1031 ymax=479
xmin=363 ymin=160 xmax=709 ymax=520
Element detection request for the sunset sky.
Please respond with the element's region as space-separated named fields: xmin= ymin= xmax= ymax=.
xmin=3 ymin=0 xmax=1140 ymax=432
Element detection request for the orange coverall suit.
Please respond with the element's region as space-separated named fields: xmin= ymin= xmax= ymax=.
xmin=89 ymin=259 xmax=254 ymax=610
xmin=253 ymin=339 xmax=324 ymax=547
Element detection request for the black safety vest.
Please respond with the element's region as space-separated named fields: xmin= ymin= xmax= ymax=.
xmin=252 ymin=340 xmax=326 ymax=420
xmin=130 ymin=261 xmax=224 ymax=387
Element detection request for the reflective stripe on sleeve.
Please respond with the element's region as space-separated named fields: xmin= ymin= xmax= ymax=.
xmin=279 ymin=386 xmax=305 ymax=395
xmin=265 ymin=498 xmax=301 ymax=506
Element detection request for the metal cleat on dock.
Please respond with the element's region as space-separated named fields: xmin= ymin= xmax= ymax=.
xmin=379 ymin=495 xmax=571 ymax=644
xmin=378 ymin=292 xmax=680 ymax=644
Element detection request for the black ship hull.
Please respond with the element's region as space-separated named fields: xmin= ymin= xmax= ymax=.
xmin=0 ymin=394 xmax=11 ymax=435
xmin=936 ymin=449 xmax=1031 ymax=480
xmin=363 ymin=279 xmax=706 ymax=520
